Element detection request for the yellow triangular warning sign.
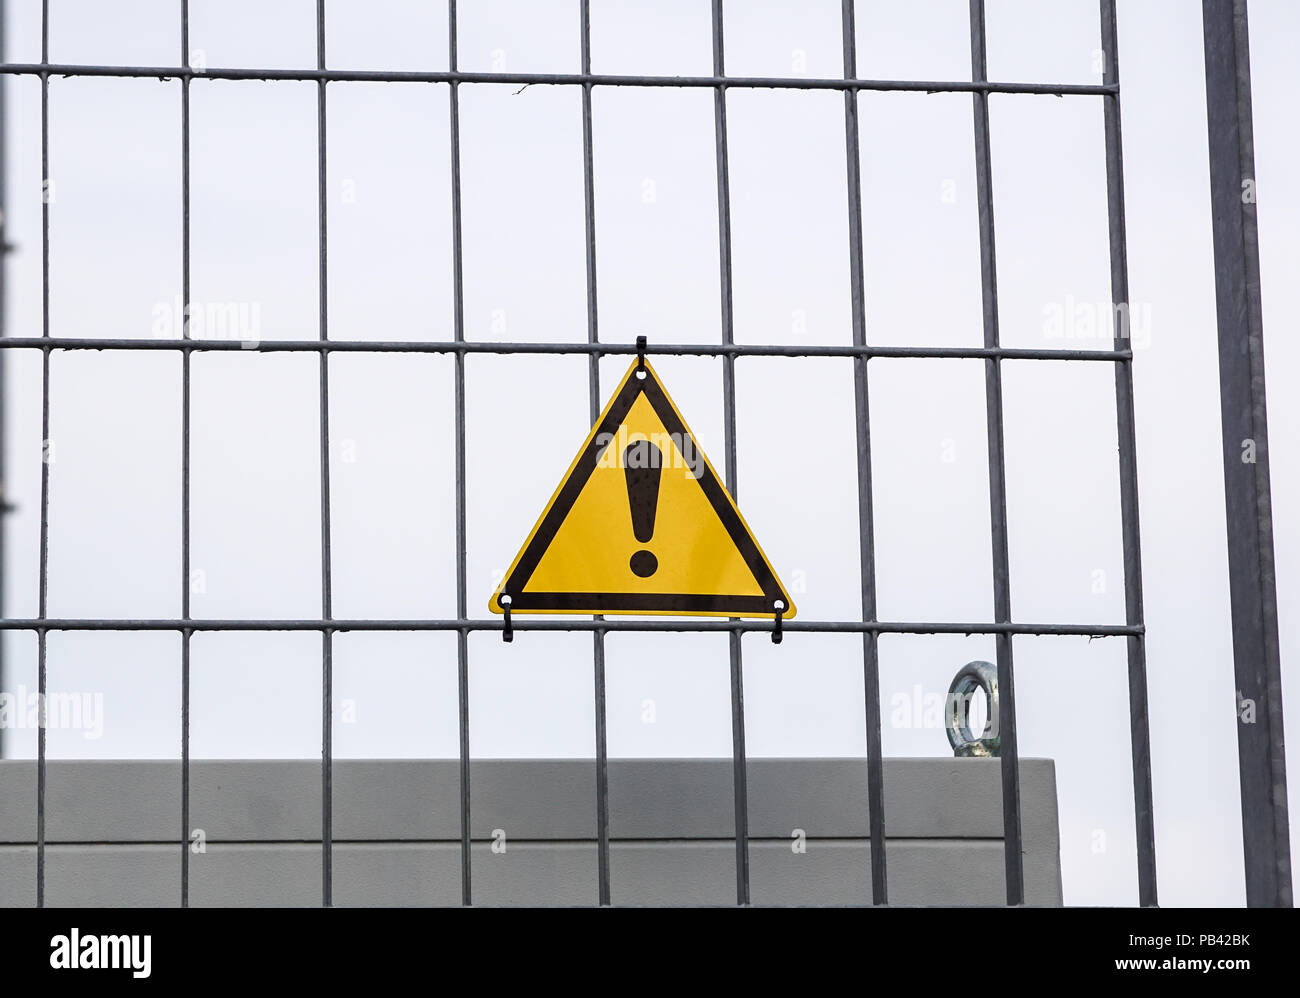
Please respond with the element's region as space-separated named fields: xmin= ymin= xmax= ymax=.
xmin=489 ymin=358 xmax=795 ymax=619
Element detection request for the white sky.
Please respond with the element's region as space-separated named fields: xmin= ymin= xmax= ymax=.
xmin=0 ymin=0 xmax=1297 ymax=907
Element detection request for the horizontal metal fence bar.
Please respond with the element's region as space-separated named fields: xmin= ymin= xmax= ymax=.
xmin=0 ymin=337 xmax=1131 ymax=361
xmin=0 ymin=62 xmax=1117 ymax=95
xmin=0 ymin=617 xmax=1142 ymax=636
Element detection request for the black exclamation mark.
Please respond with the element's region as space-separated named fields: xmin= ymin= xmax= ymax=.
xmin=624 ymin=440 xmax=662 ymax=578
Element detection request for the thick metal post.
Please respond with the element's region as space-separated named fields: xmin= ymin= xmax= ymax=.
xmin=1202 ymin=0 xmax=1291 ymax=908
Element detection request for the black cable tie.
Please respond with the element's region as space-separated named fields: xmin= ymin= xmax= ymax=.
xmin=501 ymin=595 xmax=513 ymax=643
xmin=772 ymin=600 xmax=784 ymax=644
xmin=636 ymin=335 xmax=647 ymax=374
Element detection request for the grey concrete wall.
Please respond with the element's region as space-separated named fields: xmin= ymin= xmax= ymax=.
xmin=0 ymin=758 xmax=1061 ymax=906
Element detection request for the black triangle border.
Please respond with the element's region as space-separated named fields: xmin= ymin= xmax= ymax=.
xmin=498 ymin=367 xmax=790 ymax=616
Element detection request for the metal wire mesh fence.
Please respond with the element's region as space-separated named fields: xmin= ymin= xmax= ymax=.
xmin=0 ymin=0 xmax=1285 ymax=908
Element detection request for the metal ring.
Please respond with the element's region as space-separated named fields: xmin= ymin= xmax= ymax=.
xmin=945 ymin=660 xmax=999 ymax=758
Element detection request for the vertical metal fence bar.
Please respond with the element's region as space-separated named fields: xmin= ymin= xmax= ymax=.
xmin=448 ymin=0 xmax=473 ymax=908
xmin=578 ymin=0 xmax=612 ymax=907
xmin=179 ymin=0 xmax=193 ymax=909
xmin=1098 ymin=0 xmax=1158 ymax=908
xmin=967 ymin=0 xmax=1024 ymax=905
xmin=839 ymin=0 xmax=888 ymax=906
xmin=35 ymin=0 xmax=50 ymax=910
xmin=315 ymin=0 xmax=334 ymax=908
xmin=710 ymin=0 xmax=750 ymax=907
xmin=0 ymin=0 xmax=8 ymax=764
xmin=1202 ymin=0 xmax=1292 ymax=908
